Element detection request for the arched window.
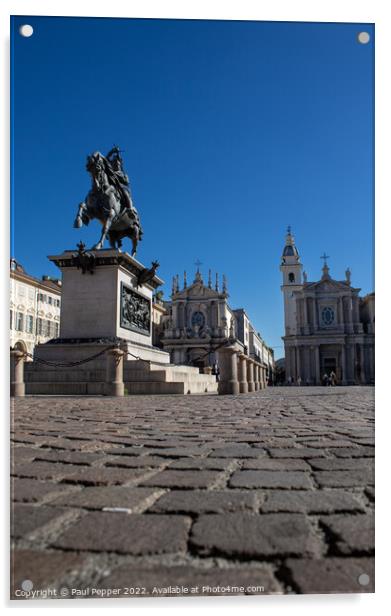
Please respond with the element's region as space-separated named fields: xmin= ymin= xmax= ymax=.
xmin=288 ymin=272 xmax=295 ymax=283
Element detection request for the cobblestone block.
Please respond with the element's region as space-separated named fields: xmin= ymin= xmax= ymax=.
xmin=209 ymin=446 xmax=267 ymax=458
xmin=12 ymin=504 xmax=71 ymax=538
xmin=327 ymin=447 xmax=374 ymax=458
xmin=190 ymin=513 xmax=317 ymax=557
xmin=268 ymin=448 xmax=328 ymax=458
xmin=320 ymin=514 xmax=374 ymax=554
xmin=169 ymin=458 xmax=234 ymax=470
xmin=11 ymin=478 xmax=76 ymax=503
xmin=308 ymin=458 xmax=374 ymax=471
xmin=229 ymin=471 xmax=312 ymax=489
xmin=99 ymin=563 xmax=282 ymax=595
xmin=11 ymin=447 xmax=41 ymax=464
xmin=140 ymin=470 xmax=224 ymax=489
xmin=150 ymin=490 xmax=259 ymax=513
xmin=51 ymin=486 xmax=162 ymax=511
xmin=60 ymin=467 xmax=156 ymax=486
xmin=261 ymin=490 xmax=365 ymax=513
xmin=242 ymin=459 xmax=311 ymax=471
xmin=314 ymin=469 xmax=374 ymax=488
xmin=283 ymin=557 xmax=374 ymax=593
xmin=104 ymin=457 xmax=168 ymax=469
xmin=12 ymin=462 xmax=76 ymax=481
xmin=32 ymin=451 xmax=104 ymax=465
xmin=53 ymin=512 xmax=191 ymax=555
xmin=142 ymin=447 xmax=212 ymax=458
xmin=11 ymin=550 xmax=88 ymax=596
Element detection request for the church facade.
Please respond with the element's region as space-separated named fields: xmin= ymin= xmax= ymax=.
xmin=160 ymin=267 xmax=274 ymax=379
xmin=280 ymin=229 xmax=374 ymax=385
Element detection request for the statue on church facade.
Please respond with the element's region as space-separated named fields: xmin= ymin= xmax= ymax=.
xmin=73 ymin=146 xmax=143 ymax=254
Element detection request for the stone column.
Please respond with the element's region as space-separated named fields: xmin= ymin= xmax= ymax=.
xmin=359 ymin=344 xmax=366 ymax=384
xmin=296 ymin=347 xmax=301 ymax=382
xmin=312 ymin=300 xmax=318 ymax=332
xmin=314 ymin=346 xmax=320 ymax=385
xmin=262 ymin=365 xmax=267 ymax=389
xmin=346 ymin=344 xmax=355 ymax=384
xmin=340 ymin=345 xmax=347 ymax=385
xmin=238 ymin=353 xmax=248 ymax=393
xmin=253 ymin=363 xmax=260 ymax=391
xmin=10 ymin=349 xmax=26 ymax=397
xmin=246 ymin=358 xmax=255 ymax=392
xmin=105 ymin=348 xmax=125 ymax=396
xmin=303 ymin=298 xmax=310 ymax=334
xmin=284 ymin=346 xmax=291 ymax=382
xmin=217 ymin=346 xmax=240 ymax=395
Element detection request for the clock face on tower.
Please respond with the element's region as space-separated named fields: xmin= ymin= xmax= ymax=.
xmin=191 ymin=311 xmax=205 ymax=328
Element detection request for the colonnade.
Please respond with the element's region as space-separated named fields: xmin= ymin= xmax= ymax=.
xmin=216 ymin=345 xmax=268 ymax=395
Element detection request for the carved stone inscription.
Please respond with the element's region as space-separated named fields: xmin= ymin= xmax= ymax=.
xmin=120 ymin=282 xmax=151 ymax=336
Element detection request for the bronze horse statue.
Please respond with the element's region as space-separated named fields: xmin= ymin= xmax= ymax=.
xmin=73 ymin=149 xmax=143 ymax=255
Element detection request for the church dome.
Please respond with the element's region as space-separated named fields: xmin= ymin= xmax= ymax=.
xmin=283 ymin=244 xmax=299 ymax=257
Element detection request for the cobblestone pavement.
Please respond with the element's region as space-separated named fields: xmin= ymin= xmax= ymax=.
xmin=10 ymin=387 xmax=374 ymax=599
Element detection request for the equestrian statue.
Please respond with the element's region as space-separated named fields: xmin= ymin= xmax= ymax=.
xmin=73 ymin=146 xmax=143 ymax=255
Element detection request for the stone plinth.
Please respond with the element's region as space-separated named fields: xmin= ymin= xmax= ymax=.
xmin=34 ymin=249 xmax=170 ymax=365
xmin=49 ymin=249 xmax=162 ymax=346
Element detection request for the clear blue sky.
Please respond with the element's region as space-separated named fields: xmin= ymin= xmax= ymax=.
xmin=11 ymin=17 xmax=374 ymax=359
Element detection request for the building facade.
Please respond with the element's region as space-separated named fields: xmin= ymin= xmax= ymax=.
xmin=10 ymin=259 xmax=62 ymax=358
xmin=280 ymin=229 xmax=374 ymax=385
xmin=161 ymin=267 xmax=274 ymax=378
xmin=233 ymin=309 xmax=275 ymax=382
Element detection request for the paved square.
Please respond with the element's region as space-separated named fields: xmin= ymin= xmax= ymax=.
xmin=10 ymin=386 xmax=374 ymax=598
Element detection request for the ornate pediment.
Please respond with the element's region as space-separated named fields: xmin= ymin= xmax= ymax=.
xmin=305 ymin=278 xmax=350 ymax=294
xmin=174 ymin=282 xmax=222 ymax=300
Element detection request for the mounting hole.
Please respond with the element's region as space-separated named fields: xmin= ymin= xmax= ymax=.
xmin=358 ymin=573 xmax=370 ymax=586
xmin=357 ymin=31 xmax=370 ymax=44
xmin=19 ymin=24 xmax=34 ymax=38
xmin=21 ymin=579 xmax=33 ymax=591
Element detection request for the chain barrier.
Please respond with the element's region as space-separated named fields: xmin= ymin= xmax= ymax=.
xmin=125 ymin=350 xmax=151 ymax=363
xmin=22 ymin=345 xmax=117 ymax=368
xmin=172 ymin=337 xmax=235 ymax=367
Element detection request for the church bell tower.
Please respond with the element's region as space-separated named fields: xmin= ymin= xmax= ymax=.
xmin=280 ymin=226 xmax=303 ymax=336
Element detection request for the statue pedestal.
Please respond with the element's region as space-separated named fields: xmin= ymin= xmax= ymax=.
xmin=34 ymin=248 xmax=170 ymax=364
xmin=25 ymin=248 xmax=219 ymax=395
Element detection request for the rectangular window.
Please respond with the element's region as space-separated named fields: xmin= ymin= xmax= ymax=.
xmin=48 ymin=296 xmax=53 ymax=305
xmin=55 ymin=322 xmax=60 ymax=337
xmin=42 ymin=320 xmax=49 ymax=337
xmin=16 ymin=312 xmax=24 ymax=332
xmin=26 ymin=315 xmax=34 ymax=333
xmin=10 ymin=310 xmax=13 ymax=329
xmin=37 ymin=318 xmax=43 ymax=335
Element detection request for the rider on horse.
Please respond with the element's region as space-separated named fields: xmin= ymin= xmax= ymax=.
xmin=105 ymin=146 xmax=143 ymax=238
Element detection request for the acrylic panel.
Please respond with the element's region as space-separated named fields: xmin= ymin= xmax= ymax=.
xmin=10 ymin=16 xmax=374 ymax=600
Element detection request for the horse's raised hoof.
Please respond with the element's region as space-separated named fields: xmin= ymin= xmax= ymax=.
xmin=73 ymin=217 xmax=82 ymax=228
